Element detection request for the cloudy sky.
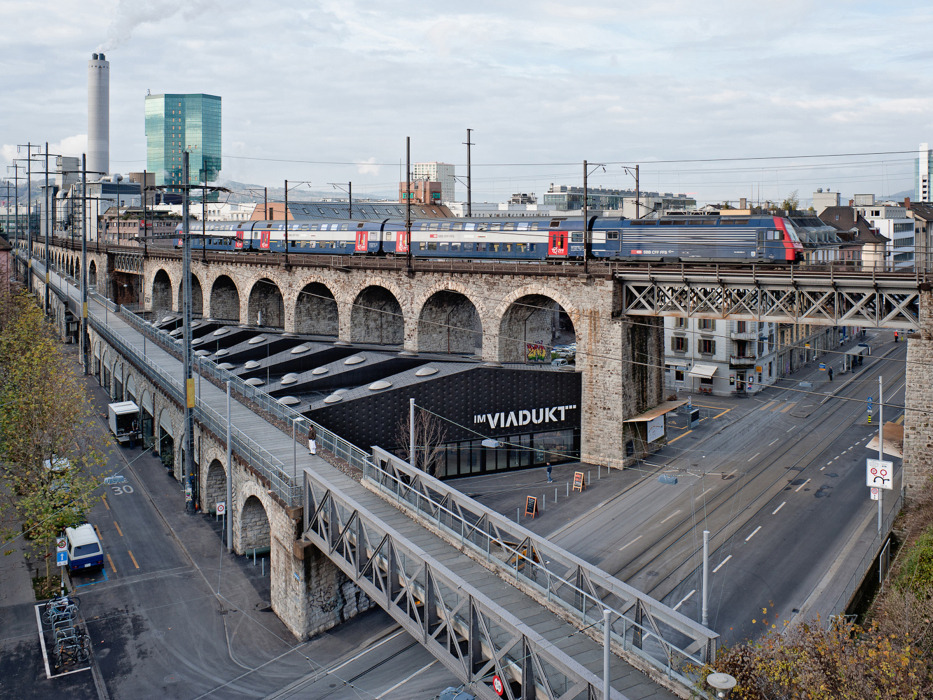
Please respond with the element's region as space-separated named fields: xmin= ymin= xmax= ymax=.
xmin=3 ymin=0 xmax=933 ymax=206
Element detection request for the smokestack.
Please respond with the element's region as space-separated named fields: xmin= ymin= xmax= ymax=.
xmin=88 ymin=52 xmax=110 ymax=180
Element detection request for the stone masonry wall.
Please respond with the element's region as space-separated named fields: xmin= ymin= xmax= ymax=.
xmin=903 ymin=287 xmax=933 ymax=497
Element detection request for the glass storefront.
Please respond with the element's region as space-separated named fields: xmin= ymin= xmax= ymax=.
xmin=433 ymin=428 xmax=579 ymax=479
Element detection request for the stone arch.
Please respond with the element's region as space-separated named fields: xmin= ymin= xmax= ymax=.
xmin=209 ymin=275 xmax=240 ymax=322
xmin=350 ymin=285 xmax=404 ymax=345
xmin=139 ymin=389 xmax=155 ymax=449
xmin=125 ymin=373 xmax=137 ymax=403
xmin=178 ymin=274 xmax=204 ymax=317
xmin=247 ymin=278 xmax=284 ymax=328
xmin=498 ymin=291 xmax=577 ymax=364
xmin=152 ymin=269 xmax=173 ymax=318
xmin=295 ymin=281 xmax=339 ymax=337
xmin=156 ymin=407 xmax=175 ymax=470
xmin=112 ymin=360 xmax=124 ymax=400
xmin=240 ymin=494 xmax=271 ymax=553
xmin=88 ymin=260 xmax=97 ymax=290
xmin=416 ymin=289 xmax=482 ymax=355
xmin=204 ymin=459 xmax=227 ymax=514
xmin=101 ymin=348 xmax=112 ymax=391
xmin=93 ymin=341 xmax=101 ymax=379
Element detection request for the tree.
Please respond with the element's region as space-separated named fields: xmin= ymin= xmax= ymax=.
xmin=781 ymin=190 xmax=800 ymax=213
xmin=396 ymin=403 xmax=448 ymax=477
xmin=0 ymin=291 xmax=105 ymax=580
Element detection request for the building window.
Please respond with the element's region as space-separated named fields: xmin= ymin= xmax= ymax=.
xmin=698 ymin=319 xmax=715 ymax=331
xmin=700 ymin=339 xmax=715 ymax=355
xmin=736 ymin=321 xmax=746 ymax=333
xmin=672 ymin=336 xmax=688 ymax=352
xmin=674 ymin=317 xmax=686 ymax=329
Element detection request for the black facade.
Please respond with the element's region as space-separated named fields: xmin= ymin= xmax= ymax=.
xmin=310 ymin=366 xmax=581 ymax=478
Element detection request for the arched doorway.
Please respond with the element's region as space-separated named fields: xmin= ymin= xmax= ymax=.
xmin=240 ymin=495 xmax=270 ymax=555
xmin=152 ymin=269 xmax=173 ymax=318
xmin=499 ymin=294 xmax=575 ymax=364
xmin=247 ymin=278 xmax=284 ymax=328
xmin=204 ymin=460 xmax=227 ymax=516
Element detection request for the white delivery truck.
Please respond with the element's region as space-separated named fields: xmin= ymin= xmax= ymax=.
xmin=107 ymin=401 xmax=139 ymax=444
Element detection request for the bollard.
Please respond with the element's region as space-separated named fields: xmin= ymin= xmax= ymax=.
xmin=541 ymin=494 xmax=545 ymax=512
xmin=588 ymin=470 xmax=591 ymax=484
xmin=517 ymin=507 xmax=520 ymax=523
xmin=598 ymin=465 xmax=601 ymax=479
xmin=566 ymin=482 xmax=569 ymax=497
xmin=253 ymin=550 xmax=257 ymax=566
xmin=554 ymin=487 xmax=558 ymax=502
xmin=262 ymin=558 xmax=265 ymax=577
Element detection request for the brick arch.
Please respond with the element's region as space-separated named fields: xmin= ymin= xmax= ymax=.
xmin=247 ymin=277 xmax=285 ymax=328
xmin=293 ymin=280 xmax=339 ymax=337
xmin=203 ymin=458 xmax=227 ymax=516
xmin=88 ymin=260 xmax=97 ymax=289
xmin=413 ymin=287 xmax=483 ymax=355
xmin=494 ymin=285 xmax=580 ymax=364
xmin=176 ymin=273 xmax=204 ymax=316
xmin=151 ymin=268 xmax=174 ymax=318
xmin=208 ymin=273 xmax=241 ymax=322
xmin=348 ymin=284 xmax=404 ymax=345
xmin=236 ymin=481 xmax=273 ymax=555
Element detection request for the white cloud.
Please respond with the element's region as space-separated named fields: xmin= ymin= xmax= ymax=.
xmin=356 ymin=158 xmax=380 ymax=176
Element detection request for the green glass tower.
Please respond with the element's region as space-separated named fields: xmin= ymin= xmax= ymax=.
xmin=145 ymin=93 xmax=221 ymax=195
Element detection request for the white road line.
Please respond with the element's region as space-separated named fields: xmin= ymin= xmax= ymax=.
xmin=697 ymin=488 xmax=713 ymax=499
xmin=745 ymin=526 xmax=762 ymax=542
xmin=768 ymin=439 xmax=779 ymax=446
xmin=833 ymin=456 xmax=839 ymax=461
xmin=820 ymin=466 xmax=825 ymax=471
xmin=659 ymin=509 xmax=682 ymax=524
xmin=786 ymin=426 xmax=795 ymax=432
xmin=673 ymin=589 xmax=696 ymax=611
xmin=712 ymin=555 xmax=732 ymax=573
xmin=328 ymin=629 xmax=407 ymax=674
xmin=795 ymin=478 xmax=811 ymax=493
xmin=618 ymin=535 xmax=642 ymax=552
xmin=772 ymin=501 xmax=786 ymax=515
xmin=748 ymin=453 xmax=760 ymax=462
xmin=376 ymin=660 xmax=439 ymax=699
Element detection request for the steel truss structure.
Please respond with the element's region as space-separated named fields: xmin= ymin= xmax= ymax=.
xmin=303 ymin=467 xmax=622 ymax=700
xmin=615 ymin=268 xmax=924 ymax=330
xmin=112 ymin=252 xmax=143 ymax=274
xmin=365 ymin=448 xmax=716 ymax=690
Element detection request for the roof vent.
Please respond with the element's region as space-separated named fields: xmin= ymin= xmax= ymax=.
xmin=415 ymin=366 xmax=439 ymax=376
xmin=213 ymin=327 xmax=230 ymax=336
xmin=324 ymin=393 xmax=343 ymax=404
xmin=278 ymin=396 xmax=300 ymax=406
xmin=217 ymin=362 xmax=234 ymax=370
xmin=245 ymin=377 xmax=264 ymax=386
xmin=311 ymin=367 xmax=329 ymax=375
xmin=368 ymin=380 xmax=392 ymax=391
xmin=344 ymin=355 xmax=365 ymax=365
xmin=281 ymin=373 xmax=298 ymax=385
xmin=245 ymin=360 xmax=260 ymax=369
xmin=291 ymin=344 xmax=311 ymax=354
xmin=248 ymin=335 xmax=266 ymax=345
xmin=214 ymin=348 xmax=229 ymax=357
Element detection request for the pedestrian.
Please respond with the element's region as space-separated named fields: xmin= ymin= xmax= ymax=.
xmin=828 ymin=367 xmax=833 ymax=381
xmin=307 ymin=424 xmax=317 ymax=456
xmin=546 ymin=462 xmax=553 ymax=483
xmin=894 ymin=331 xmax=899 ymax=343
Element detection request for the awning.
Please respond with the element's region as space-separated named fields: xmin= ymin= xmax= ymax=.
xmin=688 ymin=363 xmax=718 ymax=379
xmin=623 ymin=400 xmax=687 ymax=423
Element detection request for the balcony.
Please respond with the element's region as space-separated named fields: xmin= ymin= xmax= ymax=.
xmin=730 ymin=355 xmax=757 ymax=368
xmin=730 ymin=331 xmax=758 ymax=341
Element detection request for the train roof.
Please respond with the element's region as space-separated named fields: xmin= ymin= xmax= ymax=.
xmin=285 ymin=201 xmax=451 ymax=220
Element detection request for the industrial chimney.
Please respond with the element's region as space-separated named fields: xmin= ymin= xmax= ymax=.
xmin=87 ymin=52 xmax=110 ymax=180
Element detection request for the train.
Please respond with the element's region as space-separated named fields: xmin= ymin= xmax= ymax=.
xmin=174 ymin=214 xmax=805 ymax=263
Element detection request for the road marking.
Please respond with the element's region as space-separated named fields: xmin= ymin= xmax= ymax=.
xmin=328 ymin=630 xmax=407 ymax=674
xmin=820 ymin=466 xmax=825 ymax=471
xmin=673 ymin=589 xmax=696 ymax=611
xmin=768 ymin=438 xmax=779 ymax=446
xmin=712 ymin=408 xmax=732 ymax=419
xmin=668 ymin=430 xmax=693 ymax=444
xmin=107 ymin=553 xmax=117 ymax=574
xmin=376 ymin=660 xmax=439 ymax=699
xmin=780 ymin=403 xmax=794 ymax=413
xmin=745 ymin=526 xmax=762 ymax=542
xmin=833 ymin=456 xmax=839 ymax=461
xmin=748 ymin=453 xmax=760 ymax=462
xmin=102 ymin=494 xmax=110 ymax=511
xmin=619 ymin=535 xmax=642 ymax=552
xmin=93 ymin=524 xmax=103 ymax=540
xmin=128 ymin=550 xmax=139 ymax=569
xmin=659 ymin=509 xmax=682 ymax=524
xmin=761 ymin=401 xmax=776 ymax=411
xmin=697 ymin=488 xmax=713 ymax=500
xmin=786 ymin=426 xmax=795 ymax=432
xmin=713 ymin=555 xmax=732 ymax=573
xmin=114 ymin=521 xmax=123 ymax=537
xmin=795 ymin=478 xmax=811 ymax=492
xmin=772 ymin=501 xmax=786 ymax=515
xmin=726 ymin=469 xmax=738 ymax=479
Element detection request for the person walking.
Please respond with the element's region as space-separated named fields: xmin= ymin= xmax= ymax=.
xmin=546 ymin=461 xmax=553 ymax=483
xmin=828 ymin=367 xmax=834 ymax=381
xmin=307 ymin=424 xmax=317 ymax=456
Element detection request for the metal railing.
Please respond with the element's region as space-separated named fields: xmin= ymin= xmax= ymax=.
xmin=365 ymin=446 xmax=718 ymax=687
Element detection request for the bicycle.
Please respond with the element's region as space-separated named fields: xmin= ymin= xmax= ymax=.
xmin=43 ymin=594 xmax=79 ymax=624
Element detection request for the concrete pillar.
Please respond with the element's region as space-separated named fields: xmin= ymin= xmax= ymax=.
xmin=903 ymin=286 xmax=933 ymax=497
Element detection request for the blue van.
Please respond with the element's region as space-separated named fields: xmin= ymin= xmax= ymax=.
xmin=65 ymin=524 xmax=104 ymax=572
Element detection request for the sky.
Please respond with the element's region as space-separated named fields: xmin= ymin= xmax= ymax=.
xmin=3 ymin=0 xmax=933 ymax=207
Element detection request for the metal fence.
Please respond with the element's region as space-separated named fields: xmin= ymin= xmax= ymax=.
xmin=365 ymin=446 xmax=719 ymax=686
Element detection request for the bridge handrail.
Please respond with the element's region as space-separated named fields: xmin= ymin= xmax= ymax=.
xmin=364 ymin=446 xmax=718 ymax=683
xmin=118 ymin=308 xmax=374 ymax=492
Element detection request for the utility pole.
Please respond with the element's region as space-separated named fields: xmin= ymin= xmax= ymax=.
xmin=43 ymin=142 xmax=50 ymax=315
xmin=878 ymin=375 xmax=883 ymax=534
xmin=284 ymin=179 xmax=289 ymax=265
xmin=406 ymin=136 xmax=412 ymax=272
xmin=142 ymin=169 xmax=148 ymax=257
xmin=328 ymin=182 xmax=353 ymax=219
xmin=9 ymin=163 xmax=20 ymax=280
xmin=464 ymin=128 xmax=473 ymax=217
xmin=635 ymin=164 xmax=640 ymax=219
xmin=182 ymin=151 xmax=196 ymax=512
xmin=81 ymin=154 xmax=88 ymax=375
xmin=202 ymin=169 xmax=207 ymax=263
xmin=583 ymin=160 xmax=589 ymax=274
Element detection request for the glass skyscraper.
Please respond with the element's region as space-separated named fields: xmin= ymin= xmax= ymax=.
xmin=145 ymin=93 xmax=221 ymax=195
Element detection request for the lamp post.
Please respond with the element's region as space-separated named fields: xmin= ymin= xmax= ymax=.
xmin=182 ymin=150 xmax=196 ymax=512
xmin=328 ymin=182 xmax=352 ymax=219
xmin=463 ymin=128 xmax=473 ymax=217
xmin=406 ymin=136 xmax=412 ymax=272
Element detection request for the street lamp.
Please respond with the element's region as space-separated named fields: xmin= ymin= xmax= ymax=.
xmin=328 ymin=181 xmax=352 ymax=219
xmin=583 ymin=160 xmax=606 ymax=274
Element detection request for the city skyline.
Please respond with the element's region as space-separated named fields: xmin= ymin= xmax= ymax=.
xmin=3 ymin=1 xmax=933 ymax=206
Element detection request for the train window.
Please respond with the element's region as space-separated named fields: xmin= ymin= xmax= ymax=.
xmin=340 ymin=224 xmax=349 ymax=231
xmin=453 ymin=223 xmax=463 ymax=230
xmin=607 ymin=231 xmax=620 ymax=240
xmin=441 ymin=222 xmax=451 ymax=230
xmin=428 ymin=242 xmax=437 ymax=251
xmin=571 ymin=233 xmax=583 ymax=242
xmin=429 ymin=222 xmax=439 ymax=230
xmin=300 ymin=224 xmax=309 ymax=230
xmin=504 ymin=222 xmax=516 ymax=231
xmin=439 ymin=242 xmax=448 ymax=250
xmin=518 ymin=222 xmax=529 ymax=230
xmin=357 ymin=222 xmax=364 ymax=229
xmin=516 ymin=243 xmax=526 ymax=252
xmin=549 ymin=220 xmax=561 ymax=228
xmin=465 ymin=223 xmax=475 ymax=230
xmin=530 ymin=222 xmax=539 ymax=230
xmin=451 ymin=242 xmax=460 ymax=250
xmin=476 ymin=243 xmax=486 ymax=251
xmin=462 ymin=242 xmax=473 ymax=251
xmin=490 ymin=243 xmax=500 ymax=252
xmin=660 ymin=220 xmax=676 ymax=225
xmin=490 ymin=223 xmax=501 ymax=231
xmin=477 ymin=223 xmax=487 ymax=231
xmin=503 ymin=243 xmax=512 ymax=252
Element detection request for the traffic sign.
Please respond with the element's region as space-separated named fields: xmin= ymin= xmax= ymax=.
xmin=492 ymin=675 xmax=504 ymax=696
xmin=56 ymin=537 xmax=67 ymax=553
xmin=57 ymin=550 xmax=68 ymax=567
xmin=870 ymin=487 xmax=880 ymax=501
xmin=819 ymin=363 xmax=826 ymax=371
xmin=866 ymin=459 xmax=894 ymax=490
xmin=216 ymin=501 xmax=226 ymax=516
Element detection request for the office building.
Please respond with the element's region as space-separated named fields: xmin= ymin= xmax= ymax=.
xmin=145 ymin=93 xmax=221 ymax=196
xmin=918 ymin=143 xmax=932 ymax=202
xmin=413 ymin=162 xmax=455 ymax=203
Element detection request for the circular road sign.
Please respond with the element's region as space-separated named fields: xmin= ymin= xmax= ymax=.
xmin=216 ymin=502 xmax=226 ymax=516
xmin=56 ymin=537 xmax=67 ymax=552
xmin=492 ymin=675 xmax=504 ymax=696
